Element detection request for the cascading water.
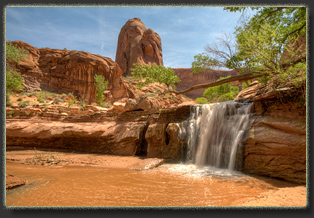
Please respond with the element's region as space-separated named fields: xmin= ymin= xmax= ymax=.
xmin=182 ymin=100 xmax=252 ymax=171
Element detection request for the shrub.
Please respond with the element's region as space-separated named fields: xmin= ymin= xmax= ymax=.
xmin=17 ymin=97 xmax=23 ymax=101
xmin=195 ymin=97 xmax=209 ymax=104
xmin=61 ymin=94 xmax=67 ymax=100
xmin=203 ymin=76 xmax=239 ymax=103
xmin=18 ymin=101 xmax=30 ymax=108
xmin=67 ymin=93 xmax=77 ymax=108
xmin=130 ymin=63 xmax=180 ymax=90
xmin=37 ymin=97 xmax=44 ymax=103
xmin=8 ymin=111 xmax=14 ymax=116
xmin=79 ymin=96 xmax=88 ymax=108
xmin=25 ymin=111 xmax=32 ymax=116
xmin=100 ymin=102 xmax=110 ymax=108
xmin=94 ymin=74 xmax=109 ymax=104
xmin=6 ymin=42 xmax=28 ymax=94
xmin=6 ymin=101 xmax=12 ymax=107
xmin=6 ymin=69 xmax=24 ymax=94
xmin=53 ymin=98 xmax=63 ymax=104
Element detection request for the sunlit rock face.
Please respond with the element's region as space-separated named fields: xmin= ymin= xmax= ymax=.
xmin=8 ymin=41 xmax=129 ymax=104
xmin=115 ymin=18 xmax=163 ymax=76
xmin=242 ymin=99 xmax=306 ymax=184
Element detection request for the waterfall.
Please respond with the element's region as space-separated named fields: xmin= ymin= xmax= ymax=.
xmin=183 ymin=100 xmax=252 ymax=171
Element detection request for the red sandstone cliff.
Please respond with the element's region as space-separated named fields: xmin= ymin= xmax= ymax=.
xmin=115 ymin=18 xmax=163 ymax=76
xmin=8 ymin=41 xmax=130 ymax=104
xmin=173 ymin=68 xmax=240 ymax=99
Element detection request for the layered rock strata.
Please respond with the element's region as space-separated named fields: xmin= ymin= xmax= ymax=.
xmin=115 ymin=18 xmax=163 ymax=76
xmin=236 ymin=82 xmax=306 ymax=184
xmin=6 ymin=105 xmax=191 ymax=162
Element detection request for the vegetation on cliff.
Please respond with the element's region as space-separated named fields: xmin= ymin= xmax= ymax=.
xmin=6 ymin=42 xmax=28 ymax=94
xmin=130 ymin=63 xmax=180 ymax=91
xmin=94 ymin=74 xmax=109 ymax=107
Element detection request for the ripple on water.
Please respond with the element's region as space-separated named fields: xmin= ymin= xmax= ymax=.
xmin=158 ymin=164 xmax=248 ymax=179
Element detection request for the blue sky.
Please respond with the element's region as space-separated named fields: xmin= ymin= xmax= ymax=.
xmin=6 ymin=6 xmax=250 ymax=68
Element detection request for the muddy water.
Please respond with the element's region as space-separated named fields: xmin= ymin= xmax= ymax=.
xmin=6 ymin=161 xmax=296 ymax=207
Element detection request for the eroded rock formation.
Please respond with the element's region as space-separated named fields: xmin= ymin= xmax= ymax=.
xmin=9 ymin=41 xmax=130 ymax=104
xmin=6 ymin=105 xmax=191 ymax=162
xmin=115 ymin=18 xmax=163 ymax=76
xmin=236 ymin=81 xmax=306 ymax=184
xmin=173 ymin=68 xmax=240 ymax=99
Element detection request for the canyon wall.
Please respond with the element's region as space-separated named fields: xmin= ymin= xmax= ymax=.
xmin=9 ymin=41 xmax=130 ymax=104
xmin=115 ymin=18 xmax=163 ymax=76
xmin=237 ymin=82 xmax=306 ymax=184
xmin=173 ymin=68 xmax=240 ymax=99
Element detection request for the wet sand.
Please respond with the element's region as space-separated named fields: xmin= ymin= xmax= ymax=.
xmin=6 ymin=146 xmax=307 ymax=207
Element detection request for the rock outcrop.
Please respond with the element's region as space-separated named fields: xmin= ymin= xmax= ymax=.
xmin=8 ymin=41 xmax=130 ymax=104
xmin=6 ymin=119 xmax=147 ymax=156
xmin=236 ymin=80 xmax=306 ymax=184
xmin=173 ymin=68 xmax=240 ymax=99
xmin=6 ymin=174 xmax=29 ymax=190
xmin=6 ymin=105 xmax=191 ymax=162
xmin=115 ymin=18 xmax=163 ymax=76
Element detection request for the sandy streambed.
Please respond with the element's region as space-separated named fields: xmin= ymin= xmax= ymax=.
xmin=5 ymin=146 xmax=307 ymax=207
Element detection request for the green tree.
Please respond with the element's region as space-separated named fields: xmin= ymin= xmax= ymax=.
xmin=130 ymin=63 xmax=180 ymax=91
xmin=192 ymin=32 xmax=237 ymax=73
xmin=202 ymin=76 xmax=239 ymax=103
xmin=191 ymin=7 xmax=306 ymax=86
xmin=6 ymin=42 xmax=29 ymax=94
xmin=93 ymin=74 xmax=109 ymax=104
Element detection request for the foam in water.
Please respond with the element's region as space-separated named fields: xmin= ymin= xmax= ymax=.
xmin=182 ymin=100 xmax=252 ymax=171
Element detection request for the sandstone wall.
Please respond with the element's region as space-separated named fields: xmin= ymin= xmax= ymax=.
xmin=6 ymin=105 xmax=191 ymax=162
xmin=236 ymin=81 xmax=306 ymax=184
xmin=173 ymin=68 xmax=240 ymax=99
xmin=242 ymin=99 xmax=306 ymax=184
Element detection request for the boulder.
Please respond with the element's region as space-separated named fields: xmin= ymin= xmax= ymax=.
xmin=124 ymin=98 xmax=138 ymax=111
xmin=115 ymin=18 xmax=163 ymax=76
xmin=113 ymin=101 xmax=126 ymax=112
xmin=137 ymin=97 xmax=160 ymax=112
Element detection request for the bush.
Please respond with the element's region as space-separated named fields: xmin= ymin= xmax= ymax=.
xmin=100 ymin=102 xmax=110 ymax=108
xmin=195 ymin=97 xmax=209 ymax=104
xmin=18 ymin=101 xmax=30 ymax=108
xmin=203 ymin=76 xmax=239 ymax=103
xmin=37 ymin=97 xmax=44 ymax=103
xmin=17 ymin=97 xmax=23 ymax=101
xmin=130 ymin=63 xmax=180 ymax=90
xmin=94 ymin=74 xmax=109 ymax=104
xmin=6 ymin=69 xmax=24 ymax=94
xmin=67 ymin=93 xmax=77 ymax=108
xmin=6 ymin=101 xmax=12 ymax=107
xmin=53 ymin=98 xmax=63 ymax=104
xmin=6 ymin=42 xmax=28 ymax=93
xmin=79 ymin=96 xmax=88 ymax=108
